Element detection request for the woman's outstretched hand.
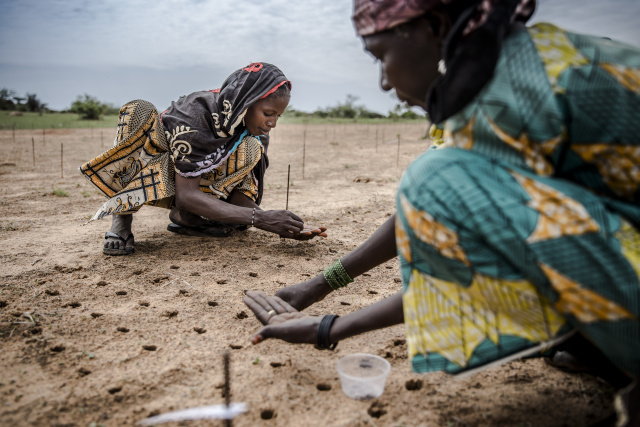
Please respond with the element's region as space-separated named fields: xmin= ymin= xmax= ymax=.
xmin=243 ymin=291 xmax=321 ymax=345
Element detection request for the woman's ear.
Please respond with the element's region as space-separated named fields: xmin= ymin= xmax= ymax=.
xmin=420 ymin=8 xmax=453 ymax=46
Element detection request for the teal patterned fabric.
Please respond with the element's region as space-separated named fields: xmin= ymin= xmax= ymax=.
xmin=396 ymin=23 xmax=640 ymax=377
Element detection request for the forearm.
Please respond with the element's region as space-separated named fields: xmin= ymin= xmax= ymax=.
xmin=175 ymin=187 xmax=254 ymax=225
xmin=340 ymin=214 xmax=397 ymax=278
xmin=329 ymin=292 xmax=404 ymax=343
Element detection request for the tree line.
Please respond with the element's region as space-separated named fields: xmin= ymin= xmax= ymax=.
xmin=0 ymin=88 xmax=119 ymax=120
xmin=1 ymin=88 xmax=425 ymax=121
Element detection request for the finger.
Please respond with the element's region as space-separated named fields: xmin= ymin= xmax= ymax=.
xmin=243 ymin=296 xmax=271 ymax=325
xmin=246 ymin=291 xmax=273 ymax=312
xmin=288 ymin=212 xmax=303 ymax=223
xmin=272 ymin=295 xmax=298 ymax=313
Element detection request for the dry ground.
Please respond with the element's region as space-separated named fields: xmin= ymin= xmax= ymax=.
xmin=0 ymin=123 xmax=616 ymax=426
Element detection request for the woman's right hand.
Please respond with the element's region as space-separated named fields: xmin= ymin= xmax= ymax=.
xmin=275 ymin=276 xmax=333 ymax=311
xmin=254 ymin=210 xmax=327 ymax=239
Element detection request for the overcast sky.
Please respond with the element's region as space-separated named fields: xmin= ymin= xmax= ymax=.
xmin=0 ymin=0 xmax=638 ymax=114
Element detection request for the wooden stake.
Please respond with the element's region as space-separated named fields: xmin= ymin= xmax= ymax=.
xmin=12 ymin=123 xmax=15 ymax=143
xmin=43 ymin=128 xmax=46 ymax=144
xmin=396 ymin=134 xmax=401 ymax=168
xmin=223 ymin=351 xmax=232 ymax=427
xmin=32 ymin=137 xmax=35 ymax=166
xmin=60 ymin=143 xmax=64 ymax=178
xmin=286 ymin=164 xmax=291 ymax=210
xmin=101 ymin=131 xmax=104 ymax=148
xmin=302 ymin=130 xmax=306 ymax=180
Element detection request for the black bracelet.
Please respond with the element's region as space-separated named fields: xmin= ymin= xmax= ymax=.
xmin=316 ymin=314 xmax=339 ymax=351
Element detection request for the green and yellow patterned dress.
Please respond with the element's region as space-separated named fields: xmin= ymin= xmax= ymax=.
xmin=396 ymin=23 xmax=640 ymax=378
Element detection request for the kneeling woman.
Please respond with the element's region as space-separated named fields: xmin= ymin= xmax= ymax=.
xmin=80 ymin=62 xmax=326 ymax=255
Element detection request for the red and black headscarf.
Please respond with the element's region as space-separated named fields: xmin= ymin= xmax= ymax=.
xmin=353 ymin=0 xmax=536 ymax=123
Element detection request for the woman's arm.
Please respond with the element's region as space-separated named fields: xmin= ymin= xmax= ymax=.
xmin=275 ymin=214 xmax=398 ymax=309
xmin=175 ymin=174 xmax=326 ymax=239
xmin=244 ymin=290 xmax=404 ymax=345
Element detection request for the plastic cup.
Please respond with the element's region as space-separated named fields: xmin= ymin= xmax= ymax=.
xmin=336 ymin=353 xmax=391 ymax=400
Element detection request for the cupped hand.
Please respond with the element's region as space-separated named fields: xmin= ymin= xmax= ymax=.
xmin=283 ymin=224 xmax=328 ymax=241
xmin=243 ymin=291 xmax=320 ymax=345
xmin=255 ymin=209 xmax=304 ymax=236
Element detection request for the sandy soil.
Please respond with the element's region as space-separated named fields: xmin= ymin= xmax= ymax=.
xmin=0 ymin=123 xmax=616 ymax=426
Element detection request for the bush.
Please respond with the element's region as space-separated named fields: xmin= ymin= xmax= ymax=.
xmin=70 ymin=94 xmax=107 ymax=120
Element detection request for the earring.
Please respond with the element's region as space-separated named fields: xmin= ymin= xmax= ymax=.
xmin=438 ymin=59 xmax=447 ymax=75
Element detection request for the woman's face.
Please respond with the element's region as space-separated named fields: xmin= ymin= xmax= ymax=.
xmin=244 ymin=95 xmax=289 ymax=137
xmin=363 ymin=18 xmax=443 ymax=110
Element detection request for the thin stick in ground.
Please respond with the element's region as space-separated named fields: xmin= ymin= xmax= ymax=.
xmin=286 ymin=164 xmax=291 ymax=210
xmin=60 ymin=143 xmax=64 ymax=179
xmin=302 ymin=130 xmax=306 ymax=180
xmin=32 ymin=137 xmax=35 ymax=167
xmin=223 ymin=351 xmax=232 ymax=427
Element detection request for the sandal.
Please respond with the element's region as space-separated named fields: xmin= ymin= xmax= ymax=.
xmin=166 ymin=222 xmax=235 ymax=237
xmin=103 ymin=231 xmax=135 ymax=256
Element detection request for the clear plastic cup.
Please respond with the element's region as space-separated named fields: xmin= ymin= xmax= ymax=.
xmin=336 ymin=353 xmax=391 ymax=400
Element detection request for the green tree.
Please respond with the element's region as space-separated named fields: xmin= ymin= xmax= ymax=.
xmin=0 ymin=88 xmax=16 ymax=110
xmin=26 ymin=93 xmax=47 ymax=113
xmin=71 ymin=94 xmax=106 ymax=120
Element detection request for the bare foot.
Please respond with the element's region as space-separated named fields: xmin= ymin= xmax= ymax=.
xmin=169 ymin=207 xmax=212 ymax=227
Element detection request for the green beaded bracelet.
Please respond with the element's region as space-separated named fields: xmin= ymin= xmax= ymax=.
xmin=322 ymin=260 xmax=354 ymax=290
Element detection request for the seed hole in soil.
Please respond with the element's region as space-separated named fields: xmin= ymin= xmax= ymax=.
xmin=368 ymin=290 xmax=378 ymax=295
xmin=229 ymin=344 xmax=243 ymax=350
xmin=190 ymin=272 xmax=200 ymax=276
xmin=170 ymin=265 xmax=179 ymax=269
xmin=270 ymin=362 xmax=283 ymax=368
xmin=96 ymin=280 xmax=108 ymax=286
xmin=116 ymin=291 xmax=127 ymax=296
xmin=405 ymin=379 xmax=423 ymax=391
xmin=142 ymin=345 xmax=157 ymax=351
xmin=117 ymin=327 xmax=129 ymax=333
xmin=261 ymin=409 xmax=275 ymax=420
xmin=50 ymin=345 xmax=66 ymax=353
xmin=385 ymin=266 xmax=393 ymax=269
xmin=216 ymin=279 xmax=228 ymax=285
xmin=277 ymin=264 xmax=284 ymax=268
xmin=394 ymin=278 xmax=402 ymax=283
xmin=78 ymin=368 xmax=91 ymax=377
xmin=162 ymin=311 xmax=178 ymax=318
xmin=152 ymin=276 xmax=169 ymax=283
xmin=45 ymin=290 xmax=60 ymax=296
xmin=193 ymin=327 xmax=206 ymax=334
xmin=90 ymin=313 xmax=103 ymax=318
xmin=236 ymin=311 xmax=248 ymax=319
xmin=132 ymin=270 xmax=144 ymax=275
xmin=316 ymin=383 xmax=332 ymax=391
xmin=340 ymin=301 xmax=351 ymax=306
xmin=394 ymin=339 xmax=406 ymax=346
xmin=64 ymin=302 xmax=81 ymax=308
xmin=249 ymin=272 xmax=258 ymax=277
xmin=362 ymin=273 xmax=371 ymax=277
xmin=29 ymin=327 xmax=42 ymax=335
xmin=367 ymin=401 xmax=387 ymax=418
xmin=208 ymin=301 xmax=218 ymax=307
xmin=139 ymin=301 xmax=149 ymax=307
xmin=108 ymin=386 xmax=122 ymax=394
xmin=179 ymin=289 xmax=189 ymax=296
xmin=0 ymin=301 xmax=7 ymax=308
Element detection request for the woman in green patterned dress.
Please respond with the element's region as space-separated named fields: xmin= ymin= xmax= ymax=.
xmin=243 ymin=0 xmax=640 ymax=424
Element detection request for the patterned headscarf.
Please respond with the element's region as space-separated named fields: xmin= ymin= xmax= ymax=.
xmin=161 ymin=63 xmax=290 ymax=203
xmin=352 ymin=0 xmax=536 ymax=123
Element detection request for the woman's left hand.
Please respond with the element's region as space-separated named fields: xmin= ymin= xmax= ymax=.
xmin=243 ymin=291 xmax=319 ymax=345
